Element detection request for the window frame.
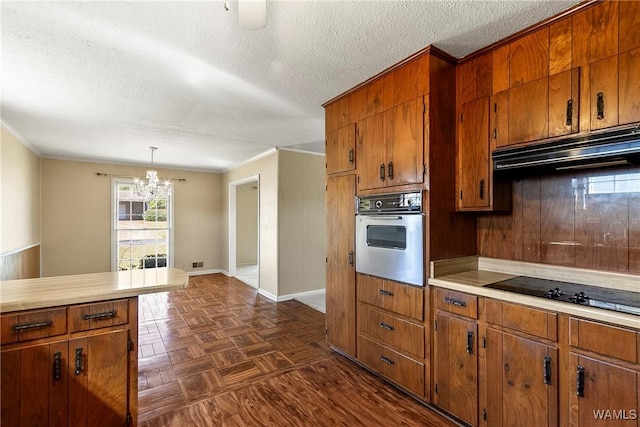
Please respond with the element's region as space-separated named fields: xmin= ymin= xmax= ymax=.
xmin=111 ymin=178 xmax=174 ymax=271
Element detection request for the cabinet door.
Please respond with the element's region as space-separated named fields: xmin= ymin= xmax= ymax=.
xmin=434 ymin=313 xmax=478 ymax=426
xmin=548 ymin=68 xmax=580 ymax=138
xmin=356 ymin=113 xmax=385 ymax=192
xmin=326 ymin=124 xmax=356 ymax=175
xmin=569 ymin=353 xmax=639 ymax=427
xmin=69 ymin=330 xmax=129 ymax=426
xmin=458 ymin=97 xmax=490 ymax=209
xmin=385 ymin=97 xmax=424 ymax=187
xmin=508 ymin=77 xmax=549 ymax=144
xmin=619 ymin=47 xmax=640 ymax=126
xmin=1 ymin=342 xmax=68 ymax=427
xmin=485 ymin=329 xmax=558 ymax=427
xmin=590 ymin=55 xmax=619 ymax=131
xmin=326 ymin=175 xmax=356 ymax=357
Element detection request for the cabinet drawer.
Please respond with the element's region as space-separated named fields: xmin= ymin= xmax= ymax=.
xmin=69 ymin=299 xmax=129 ymax=333
xmin=1 ymin=307 xmax=67 ymax=344
xmin=357 ymin=275 xmax=424 ymax=321
xmin=435 ymin=288 xmax=478 ymax=319
xmin=485 ymin=299 xmax=557 ymax=341
xmin=358 ymin=304 xmax=425 ymax=358
xmin=358 ymin=335 xmax=425 ymax=397
xmin=569 ymin=317 xmax=639 ymax=364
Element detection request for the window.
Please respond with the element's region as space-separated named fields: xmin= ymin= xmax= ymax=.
xmin=112 ymin=179 xmax=173 ymax=271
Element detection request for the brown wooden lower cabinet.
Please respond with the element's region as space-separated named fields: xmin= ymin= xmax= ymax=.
xmin=434 ymin=312 xmax=478 ymax=426
xmin=484 ymin=328 xmax=558 ymax=427
xmin=356 ymin=274 xmax=428 ymax=399
xmin=568 ymin=353 xmax=639 ymax=427
xmin=0 ymin=298 xmax=137 ymax=427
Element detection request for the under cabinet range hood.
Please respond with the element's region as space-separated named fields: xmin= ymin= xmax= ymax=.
xmin=493 ymin=124 xmax=640 ymax=177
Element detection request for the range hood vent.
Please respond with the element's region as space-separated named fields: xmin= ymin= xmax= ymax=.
xmin=493 ymin=125 xmax=640 ymax=177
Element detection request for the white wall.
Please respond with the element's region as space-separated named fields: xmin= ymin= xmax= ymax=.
xmin=222 ymin=151 xmax=279 ymax=297
xmin=278 ymin=150 xmax=326 ymax=295
xmin=40 ymin=159 xmax=223 ymax=276
xmin=1 ymin=127 xmax=40 ymax=254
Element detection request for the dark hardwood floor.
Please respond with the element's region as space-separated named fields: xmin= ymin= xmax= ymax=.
xmin=138 ymin=273 xmax=458 ymax=426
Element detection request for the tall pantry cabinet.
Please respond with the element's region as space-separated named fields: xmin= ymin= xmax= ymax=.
xmin=324 ymin=47 xmax=476 ymax=398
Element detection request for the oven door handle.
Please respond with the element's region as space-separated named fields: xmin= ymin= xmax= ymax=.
xmin=367 ymin=216 xmax=403 ymax=220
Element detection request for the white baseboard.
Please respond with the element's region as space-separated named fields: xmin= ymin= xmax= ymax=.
xmin=187 ymin=269 xmax=229 ymax=277
xmin=273 ymin=288 xmax=325 ymax=302
xmin=257 ymin=288 xmax=278 ymax=301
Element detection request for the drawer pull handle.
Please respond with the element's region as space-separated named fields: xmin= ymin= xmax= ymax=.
xmin=380 ymin=355 xmax=395 ymax=365
xmin=387 ymin=161 xmax=393 ymax=180
xmin=543 ymin=355 xmax=552 ymax=385
xmin=379 ymin=322 xmax=394 ymax=331
xmin=82 ymin=310 xmax=116 ymax=321
xmin=12 ymin=320 xmax=53 ymax=331
xmin=444 ymin=296 xmax=467 ymax=307
xmin=53 ymin=351 xmax=62 ymax=381
xmin=576 ymin=365 xmax=585 ymax=397
xmin=466 ymin=331 xmax=474 ymax=355
xmin=75 ymin=347 xmax=84 ymax=376
xmin=349 ymin=148 xmax=354 ymax=164
xmin=379 ymin=163 xmax=385 ymax=181
xmin=378 ymin=290 xmax=394 ymax=297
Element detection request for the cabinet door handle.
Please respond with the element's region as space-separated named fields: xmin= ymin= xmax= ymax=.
xmin=82 ymin=310 xmax=116 ymax=321
xmin=596 ymin=92 xmax=605 ymax=120
xmin=479 ymin=179 xmax=485 ymax=200
xmin=387 ymin=162 xmax=393 ymax=180
xmin=379 ymin=163 xmax=385 ymax=181
xmin=12 ymin=320 xmax=52 ymax=331
xmin=379 ymin=289 xmax=394 ymax=297
xmin=466 ymin=331 xmax=474 ymax=355
xmin=349 ymin=148 xmax=354 ymax=164
xmin=576 ymin=365 xmax=585 ymax=397
xmin=566 ymin=99 xmax=574 ymax=126
xmin=444 ymin=296 xmax=467 ymax=307
xmin=380 ymin=355 xmax=395 ymax=365
xmin=75 ymin=347 xmax=84 ymax=376
xmin=379 ymin=322 xmax=394 ymax=331
xmin=543 ymin=355 xmax=552 ymax=385
xmin=53 ymin=351 xmax=62 ymax=381
xmin=348 ymin=251 xmax=354 ymax=267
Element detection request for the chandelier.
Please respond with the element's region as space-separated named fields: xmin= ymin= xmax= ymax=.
xmin=134 ymin=147 xmax=171 ymax=201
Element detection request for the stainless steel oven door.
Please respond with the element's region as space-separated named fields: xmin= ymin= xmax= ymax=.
xmin=355 ymin=213 xmax=424 ymax=286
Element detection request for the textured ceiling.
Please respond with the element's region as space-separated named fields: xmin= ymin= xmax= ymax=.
xmin=1 ymin=0 xmax=581 ymax=172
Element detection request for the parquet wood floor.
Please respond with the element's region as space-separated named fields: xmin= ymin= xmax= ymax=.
xmin=138 ymin=274 xmax=459 ymax=426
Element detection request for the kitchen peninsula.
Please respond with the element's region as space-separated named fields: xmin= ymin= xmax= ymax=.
xmin=0 ymin=267 xmax=188 ymax=427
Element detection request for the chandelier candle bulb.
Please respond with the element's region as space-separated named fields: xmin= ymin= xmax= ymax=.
xmin=134 ymin=147 xmax=171 ymax=201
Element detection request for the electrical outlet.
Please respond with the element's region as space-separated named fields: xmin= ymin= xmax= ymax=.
xmin=197 ymin=261 xmax=203 ymax=268
xmin=192 ymin=262 xmax=198 ymax=268
xmin=192 ymin=261 xmax=204 ymax=268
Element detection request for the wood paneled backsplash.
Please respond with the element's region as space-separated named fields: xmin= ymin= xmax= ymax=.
xmin=479 ymin=166 xmax=640 ymax=274
xmin=0 ymin=245 xmax=40 ymax=280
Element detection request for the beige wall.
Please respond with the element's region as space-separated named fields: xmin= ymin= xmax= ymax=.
xmin=278 ymin=150 xmax=326 ymax=295
xmin=1 ymin=127 xmax=40 ymax=254
xmin=41 ymin=159 xmax=223 ymax=277
xmin=236 ymin=181 xmax=258 ymax=265
xmin=222 ymin=151 xmax=279 ymax=297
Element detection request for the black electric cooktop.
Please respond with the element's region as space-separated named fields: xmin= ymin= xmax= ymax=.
xmin=485 ymin=276 xmax=640 ymax=316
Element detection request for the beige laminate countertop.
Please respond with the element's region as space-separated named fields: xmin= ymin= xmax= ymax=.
xmin=429 ymin=257 xmax=640 ymax=330
xmin=0 ymin=267 xmax=188 ymax=313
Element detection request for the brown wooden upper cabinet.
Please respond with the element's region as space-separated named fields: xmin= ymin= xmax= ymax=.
xmin=493 ymin=67 xmax=580 ymax=147
xmin=326 ymin=124 xmax=356 ymax=175
xmin=357 ymin=97 xmax=425 ymax=192
xmin=458 ymin=97 xmax=490 ymax=210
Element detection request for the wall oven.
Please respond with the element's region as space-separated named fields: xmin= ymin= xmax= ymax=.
xmin=355 ymin=192 xmax=424 ymax=286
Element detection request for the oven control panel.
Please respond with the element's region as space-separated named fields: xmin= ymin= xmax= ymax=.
xmin=356 ymin=192 xmax=422 ymax=214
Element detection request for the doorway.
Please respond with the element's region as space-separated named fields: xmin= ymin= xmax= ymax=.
xmin=229 ymin=176 xmax=259 ymax=289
